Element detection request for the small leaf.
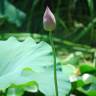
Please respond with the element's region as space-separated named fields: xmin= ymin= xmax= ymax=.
xmin=79 ymin=64 xmax=96 ymax=74
xmin=7 ymin=88 xmax=24 ymax=96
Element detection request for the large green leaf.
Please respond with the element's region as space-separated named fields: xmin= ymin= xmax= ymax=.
xmin=0 ymin=36 xmax=52 ymax=89
xmin=0 ymin=37 xmax=73 ymax=96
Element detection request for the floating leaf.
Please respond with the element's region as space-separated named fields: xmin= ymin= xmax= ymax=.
xmin=0 ymin=37 xmax=73 ymax=96
xmin=0 ymin=36 xmax=52 ymax=90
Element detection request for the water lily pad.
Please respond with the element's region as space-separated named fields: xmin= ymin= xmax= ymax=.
xmin=0 ymin=37 xmax=73 ymax=96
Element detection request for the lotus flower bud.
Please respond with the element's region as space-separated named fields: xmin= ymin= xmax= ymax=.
xmin=43 ymin=6 xmax=56 ymax=32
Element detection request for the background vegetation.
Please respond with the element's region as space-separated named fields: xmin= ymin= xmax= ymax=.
xmin=0 ymin=0 xmax=96 ymax=45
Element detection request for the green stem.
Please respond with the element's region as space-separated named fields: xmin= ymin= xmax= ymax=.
xmin=94 ymin=50 xmax=96 ymax=67
xmin=49 ymin=32 xmax=58 ymax=96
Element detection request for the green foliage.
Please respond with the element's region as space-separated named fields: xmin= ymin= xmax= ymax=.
xmin=0 ymin=0 xmax=96 ymax=44
xmin=0 ymin=37 xmax=75 ymax=96
xmin=0 ymin=0 xmax=96 ymax=96
xmin=0 ymin=0 xmax=25 ymax=27
xmin=0 ymin=36 xmax=95 ymax=96
xmin=63 ymin=52 xmax=83 ymax=66
xmin=71 ymin=64 xmax=96 ymax=96
xmin=87 ymin=0 xmax=94 ymax=17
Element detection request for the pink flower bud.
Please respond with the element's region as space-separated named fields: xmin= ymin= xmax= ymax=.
xmin=43 ymin=6 xmax=56 ymax=32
